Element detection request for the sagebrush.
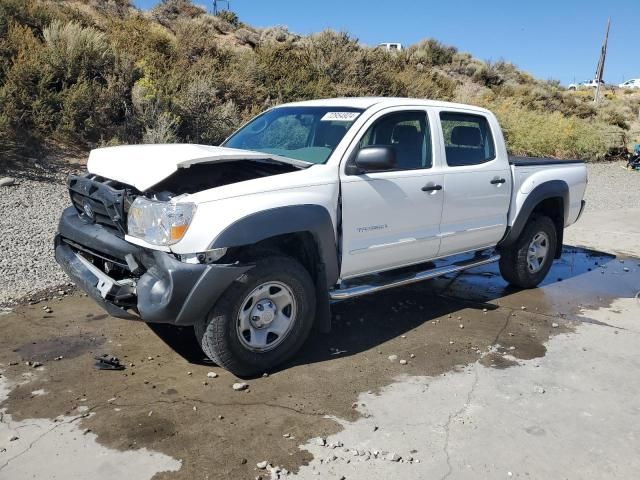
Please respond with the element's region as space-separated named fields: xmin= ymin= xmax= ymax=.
xmin=1 ymin=0 xmax=638 ymax=168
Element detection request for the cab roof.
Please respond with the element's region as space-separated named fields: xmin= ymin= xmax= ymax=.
xmin=281 ymin=97 xmax=492 ymax=114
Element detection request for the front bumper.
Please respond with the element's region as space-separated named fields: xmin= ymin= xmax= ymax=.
xmin=55 ymin=207 xmax=252 ymax=325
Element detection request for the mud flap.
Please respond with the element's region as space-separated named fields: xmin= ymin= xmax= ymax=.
xmin=314 ymin=263 xmax=332 ymax=333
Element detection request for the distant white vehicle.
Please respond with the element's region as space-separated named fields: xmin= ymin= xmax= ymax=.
xmin=619 ymin=78 xmax=640 ymax=89
xmin=568 ymin=79 xmax=605 ymax=91
xmin=378 ymin=42 xmax=403 ymax=52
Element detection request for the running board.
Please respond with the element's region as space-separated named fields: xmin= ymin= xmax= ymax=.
xmin=329 ymin=254 xmax=500 ymax=301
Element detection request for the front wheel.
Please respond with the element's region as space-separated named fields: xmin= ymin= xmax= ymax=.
xmin=194 ymin=255 xmax=316 ymax=377
xmin=499 ymin=215 xmax=557 ymax=289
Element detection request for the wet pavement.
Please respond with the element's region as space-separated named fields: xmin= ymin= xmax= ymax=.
xmin=2 ymin=239 xmax=639 ymax=479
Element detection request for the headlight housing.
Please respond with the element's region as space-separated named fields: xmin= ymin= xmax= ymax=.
xmin=127 ymin=197 xmax=196 ymax=246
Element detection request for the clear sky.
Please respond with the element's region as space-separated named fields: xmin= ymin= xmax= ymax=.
xmin=133 ymin=0 xmax=639 ymax=85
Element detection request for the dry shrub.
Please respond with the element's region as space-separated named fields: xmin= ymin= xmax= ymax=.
xmin=1 ymin=0 xmax=638 ymax=162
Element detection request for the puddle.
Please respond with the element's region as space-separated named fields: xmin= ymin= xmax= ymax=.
xmin=291 ymin=295 xmax=640 ymax=479
xmin=0 ymin=245 xmax=637 ymax=479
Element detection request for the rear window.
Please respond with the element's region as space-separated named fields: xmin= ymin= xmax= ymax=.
xmin=440 ymin=112 xmax=496 ymax=167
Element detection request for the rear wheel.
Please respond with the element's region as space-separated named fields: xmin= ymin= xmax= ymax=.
xmin=499 ymin=215 xmax=557 ymax=289
xmin=194 ymin=255 xmax=316 ymax=377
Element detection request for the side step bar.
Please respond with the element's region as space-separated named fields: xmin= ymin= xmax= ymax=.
xmin=329 ymin=254 xmax=500 ymax=301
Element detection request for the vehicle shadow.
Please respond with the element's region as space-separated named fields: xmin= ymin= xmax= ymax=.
xmin=148 ymin=246 xmax=626 ymax=377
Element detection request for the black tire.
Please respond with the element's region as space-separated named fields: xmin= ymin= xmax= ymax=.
xmin=194 ymin=255 xmax=316 ymax=377
xmin=499 ymin=215 xmax=557 ymax=289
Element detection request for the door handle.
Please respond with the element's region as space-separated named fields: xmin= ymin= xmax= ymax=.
xmin=422 ymin=184 xmax=443 ymax=192
xmin=490 ymin=178 xmax=506 ymax=185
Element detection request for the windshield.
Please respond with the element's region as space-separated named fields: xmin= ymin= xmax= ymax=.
xmin=223 ymin=106 xmax=363 ymax=164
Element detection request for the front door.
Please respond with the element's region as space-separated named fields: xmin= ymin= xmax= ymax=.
xmin=339 ymin=109 xmax=444 ymax=280
xmin=436 ymin=110 xmax=512 ymax=256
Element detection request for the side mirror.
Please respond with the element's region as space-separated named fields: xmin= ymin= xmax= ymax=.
xmin=353 ymin=146 xmax=396 ymax=173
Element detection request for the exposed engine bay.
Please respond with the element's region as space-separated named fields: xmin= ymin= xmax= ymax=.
xmin=147 ymin=159 xmax=301 ymax=198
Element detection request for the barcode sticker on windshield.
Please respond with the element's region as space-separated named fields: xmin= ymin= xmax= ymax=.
xmin=321 ymin=112 xmax=360 ymax=122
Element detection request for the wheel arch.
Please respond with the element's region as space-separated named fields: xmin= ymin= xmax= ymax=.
xmin=499 ymin=180 xmax=568 ymax=259
xmin=210 ymin=204 xmax=339 ymax=286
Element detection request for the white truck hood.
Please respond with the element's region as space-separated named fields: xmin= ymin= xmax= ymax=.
xmin=87 ymin=144 xmax=309 ymax=191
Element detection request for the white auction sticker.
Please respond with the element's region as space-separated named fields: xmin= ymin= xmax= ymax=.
xmin=321 ymin=112 xmax=361 ymax=122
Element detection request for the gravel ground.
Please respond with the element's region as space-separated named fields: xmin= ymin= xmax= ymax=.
xmin=0 ymin=173 xmax=71 ymax=305
xmin=0 ymin=161 xmax=638 ymax=305
xmin=582 ymin=161 xmax=640 ymax=212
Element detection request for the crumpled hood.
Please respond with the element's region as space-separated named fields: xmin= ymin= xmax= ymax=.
xmin=87 ymin=144 xmax=308 ymax=191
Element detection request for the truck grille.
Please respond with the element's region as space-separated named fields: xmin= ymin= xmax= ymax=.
xmin=67 ymin=174 xmax=133 ymax=235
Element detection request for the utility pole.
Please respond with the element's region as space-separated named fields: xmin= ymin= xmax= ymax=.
xmin=594 ymin=18 xmax=610 ymax=104
xmin=213 ymin=0 xmax=230 ymax=14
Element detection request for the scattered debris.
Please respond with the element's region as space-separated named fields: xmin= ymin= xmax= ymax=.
xmin=94 ymin=355 xmax=125 ymax=371
xmin=232 ymin=382 xmax=249 ymax=391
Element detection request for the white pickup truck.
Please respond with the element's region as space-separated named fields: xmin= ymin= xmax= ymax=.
xmin=55 ymin=97 xmax=587 ymax=375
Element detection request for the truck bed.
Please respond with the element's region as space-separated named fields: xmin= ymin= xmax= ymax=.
xmin=509 ymin=156 xmax=584 ymax=167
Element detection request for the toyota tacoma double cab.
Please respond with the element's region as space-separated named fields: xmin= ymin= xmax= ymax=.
xmin=55 ymin=98 xmax=587 ymax=376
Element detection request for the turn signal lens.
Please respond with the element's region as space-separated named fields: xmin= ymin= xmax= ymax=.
xmin=170 ymin=224 xmax=189 ymax=242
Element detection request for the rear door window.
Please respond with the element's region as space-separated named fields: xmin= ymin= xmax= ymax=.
xmin=440 ymin=112 xmax=496 ymax=167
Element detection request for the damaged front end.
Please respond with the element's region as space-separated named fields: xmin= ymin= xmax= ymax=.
xmin=55 ymin=172 xmax=253 ymax=325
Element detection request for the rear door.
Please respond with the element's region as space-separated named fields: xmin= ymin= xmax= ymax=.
xmin=339 ymin=108 xmax=444 ymax=279
xmin=436 ymin=110 xmax=512 ymax=256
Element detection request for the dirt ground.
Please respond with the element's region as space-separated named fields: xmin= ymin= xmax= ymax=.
xmin=1 ymin=208 xmax=640 ymax=479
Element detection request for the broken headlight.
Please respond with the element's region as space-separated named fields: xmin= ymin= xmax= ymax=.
xmin=127 ymin=197 xmax=196 ymax=246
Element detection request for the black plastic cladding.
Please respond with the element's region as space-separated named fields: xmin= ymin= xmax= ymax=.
xmin=210 ymin=204 xmax=340 ymax=286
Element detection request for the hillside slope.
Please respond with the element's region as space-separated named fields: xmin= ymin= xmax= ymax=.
xmin=1 ymin=0 xmax=638 ymax=170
